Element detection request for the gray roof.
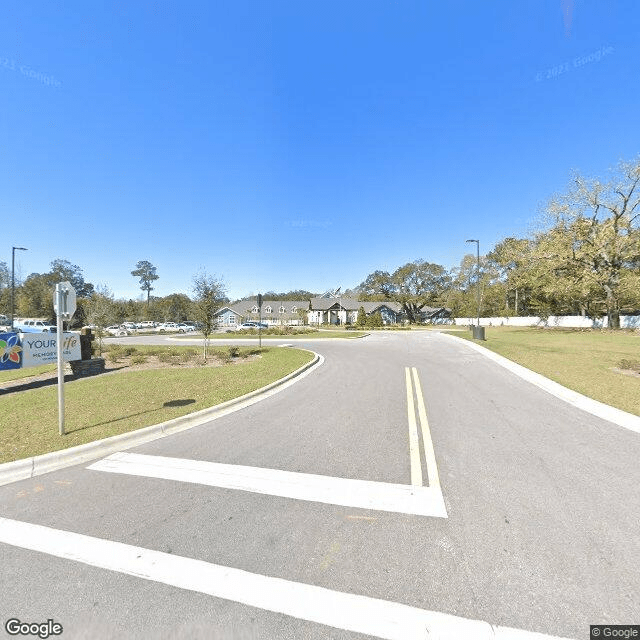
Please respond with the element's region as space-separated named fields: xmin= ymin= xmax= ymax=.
xmin=310 ymin=297 xmax=403 ymax=313
xmin=361 ymin=301 xmax=404 ymax=314
xmin=226 ymin=300 xmax=311 ymax=315
xmin=421 ymin=307 xmax=451 ymax=317
xmin=310 ymin=296 xmax=361 ymax=311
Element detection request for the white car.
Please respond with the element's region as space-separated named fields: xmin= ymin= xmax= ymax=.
xmin=155 ymin=322 xmax=180 ymax=333
xmin=104 ymin=325 xmax=129 ymax=337
xmin=235 ymin=322 xmax=269 ymax=331
xmin=16 ymin=320 xmax=57 ymax=333
xmin=176 ymin=323 xmax=195 ymax=333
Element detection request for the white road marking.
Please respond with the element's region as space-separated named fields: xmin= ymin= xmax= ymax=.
xmin=406 ymin=367 xmax=423 ymax=486
xmin=0 ymin=517 xmax=573 ymax=640
xmin=438 ymin=332 xmax=640 ymax=435
xmin=88 ymin=452 xmax=448 ymax=518
xmin=411 ymin=368 xmax=442 ymax=489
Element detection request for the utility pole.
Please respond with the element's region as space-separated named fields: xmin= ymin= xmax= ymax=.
xmin=466 ymin=239 xmax=485 ymax=339
xmin=466 ymin=239 xmax=480 ymax=326
xmin=11 ymin=246 xmax=28 ymax=331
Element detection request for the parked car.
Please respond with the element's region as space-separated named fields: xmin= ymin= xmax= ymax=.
xmin=104 ymin=325 xmax=130 ymax=336
xmin=176 ymin=323 xmax=195 ymax=333
xmin=122 ymin=322 xmax=137 ymax=331
xmin=155 ymin=322 xmax=180 ymax=333
xmin=15 ymin=320 xmax=57 ymax=333
xmin=137 ymin=321 xmax=156 ymax=329
xmin=236 ymin=322 xmax=269 ymax=331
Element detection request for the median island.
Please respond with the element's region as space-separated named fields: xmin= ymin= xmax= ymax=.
xmin=0 ymin=345 xmax=314 ymax=464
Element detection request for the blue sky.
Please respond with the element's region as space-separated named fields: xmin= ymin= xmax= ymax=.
xmin=2 ymin=1 xmax=638 ymax=302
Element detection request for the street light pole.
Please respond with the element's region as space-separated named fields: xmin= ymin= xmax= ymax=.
xmin=11 ymin=246 xmax=28 ymax=331
xmin=466 ymin=239 xmax=480 ymax=327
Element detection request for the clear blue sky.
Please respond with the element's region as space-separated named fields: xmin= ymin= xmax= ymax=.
xmin=2 ymin=1 xmax=638 ymax=301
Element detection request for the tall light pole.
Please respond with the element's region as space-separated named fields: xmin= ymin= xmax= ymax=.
xmin=466 ymin=239 xmax=480 ymax=327
xmin=11 ymin=246 xmax=28 ymax=331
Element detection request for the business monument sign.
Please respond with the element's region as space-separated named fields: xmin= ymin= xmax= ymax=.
xmin=22 ymin=333 xmax=81 ymax=368
xmin=0 ymin=332 xmax=22 ymax=370
xmin=0 ymin=332 xmax=81 ymax=371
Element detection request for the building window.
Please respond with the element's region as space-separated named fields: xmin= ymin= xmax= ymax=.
xmin=279 ymin=306 xmax=285 ymax=313
xmin=265 ymin=306 xmax=272 ymax=313
xmin=252 ymin=306 xmax=258 ymax=313
xmin=291 ymin=306 xmax=297 ymax=312
xmin=229 ymin=314 xmax=236 ymax=324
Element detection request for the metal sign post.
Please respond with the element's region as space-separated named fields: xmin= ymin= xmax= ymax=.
xmin=54 ymin=282 xmax=77 ymax=436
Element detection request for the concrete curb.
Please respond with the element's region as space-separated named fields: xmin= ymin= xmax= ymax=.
xmin=438 ymin=332 xmax=640 ymax=435
xmin=0 ymin=350 xmax=324 ymax=487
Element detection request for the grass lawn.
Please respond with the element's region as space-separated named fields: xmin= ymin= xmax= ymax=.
xmin=0 ymin=363 xmax=56 ymax=382
xmin=446 ymin=327 xmax=640 ymax=416
xmin=0 ymin=346 xmax=314 ymax=463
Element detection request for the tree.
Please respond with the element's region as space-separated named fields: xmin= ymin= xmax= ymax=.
xmin=0 ymin=261 xmax=10 ymax=316
xmin=356 ymin=261 xmax=452 ymax=323
xmin=131 ymin=260 xmax=159 ymax=306
xmin=356 ymin=271 xmax=396 ymax=301
xmin=15 ymin=259 xmax=94 ymax=322
xmin=0 ymin=261 xmax=9 ymax=291
xmin=192 ymin=271 xmax=227 ymax=361
xmin=356 ymin=306 xmax=366 ymax=326
xmin=155 ymin=293 xmax=192 ymax=322
xmin=391 ymin=261 xmax=452 ymax=323
xmin=49 ymin=259 xmax=94 ymax=298
xmin=366 ymin=311 xmax=383 ymax=328
xmin=296 ymin=306 xmax=308 ymax=326
xmin=538 ymin=158 xmax=640 ymax=328
xmin=486 ymin=238 xmax=534 ymax=315
xmin=84 ymin=285 xmax=116 ymax=355
xmin=258 ymin=290 xmax=317 ymax=301
xmin=17 ymin=272 xmax=56 ymax=319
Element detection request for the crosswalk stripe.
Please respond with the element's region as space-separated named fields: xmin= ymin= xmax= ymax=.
xmin=0 ymin=517 xmax=573 ymax=640
xmin=88 ymin=452 xmax=448 ymax=518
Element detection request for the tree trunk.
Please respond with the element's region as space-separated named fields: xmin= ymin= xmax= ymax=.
xmin=604 ymin=284 xmax=621 ymax=329
xmin=608 ymin=308 xmax=621 ymax=329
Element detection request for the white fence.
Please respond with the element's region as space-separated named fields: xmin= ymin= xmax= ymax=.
xmin=452 ymin=315 xmax=640 ymax=329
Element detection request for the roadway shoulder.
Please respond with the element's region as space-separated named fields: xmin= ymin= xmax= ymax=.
xmin=438 ymin=332 xmax=640 ymax=435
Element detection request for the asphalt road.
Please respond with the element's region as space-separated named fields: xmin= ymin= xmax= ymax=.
xmin=0 ymin=332 xmax=638 ymax=639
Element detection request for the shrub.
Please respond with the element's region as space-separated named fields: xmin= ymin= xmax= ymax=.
xmin=228 ymin=346 xmax=240 ymax=358
xmin=180 ymin=348 xmax=198 ymax=363
xmin=106 ymin=346 xmax=124 ymax=363
xmin=619 ymin=359 xmax=640 ymax=373
xmin=131 ymin=354 xmax=148 ymax=365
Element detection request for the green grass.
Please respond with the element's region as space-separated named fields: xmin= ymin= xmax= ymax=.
xmin=0 ymin=363 xmax=57 ymax=383
xmin=0 ymin=347 xmax=314 ymax=463
xmin=445 ymin=326 xmax=640 ymax=416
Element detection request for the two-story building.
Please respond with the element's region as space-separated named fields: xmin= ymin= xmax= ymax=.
xmin=214 ymin=294 xmax=449 ymax=328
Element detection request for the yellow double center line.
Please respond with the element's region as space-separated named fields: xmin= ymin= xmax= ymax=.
xmin=405 ymin=367 xmax=441 ymax=488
